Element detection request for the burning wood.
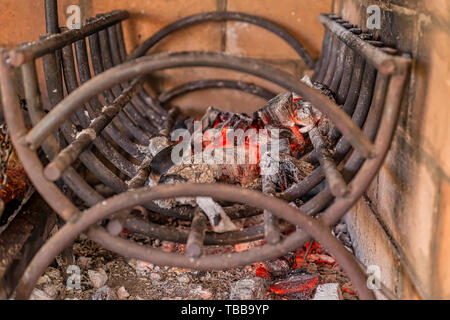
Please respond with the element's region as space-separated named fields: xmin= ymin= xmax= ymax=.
xmin=139 ymin=77 xmax=336 ymax=244
xmin=270 ymin=270 xmax=319 ymax=299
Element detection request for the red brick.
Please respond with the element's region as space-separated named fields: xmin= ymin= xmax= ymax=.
xmin=345 ymin=198 xmax=399 ymax=295
xmin=226 ymin=0 xmax=332 ymax=60
xmin=419 ymin=30 xmax=450 ymax=177
xmin=377 ymin=160 xmax=437 ymax=290
xmin=434 ymin=179 xmax=450 ymax=298
xmin=89 ymin=0 xmax=221 ymax=54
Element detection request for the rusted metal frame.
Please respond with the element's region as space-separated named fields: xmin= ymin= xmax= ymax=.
xmin=24 ymin=52 xmax=375 ymax=161
xmin=106 ymin=152 xmax=153 ymax=237
xmin=328 ymin=41 xmax=348 ymax=93
xmin=106 ymin=26 xmax=165 ymax=130
xmin=47 ymin=50 xmax=130 ymax=194
xmin=158 ymin=79 xmax=276 ymax=105
xmin=125 ymin=217 xmax=270 ymax=246
xmin=315 ymin=15 xmax=342 ymax=84
xmin=98 ymin=28 xmax=158 ymax=136
xmin=16 ymin=52 xmax=412 ymax=300
xmin=302 ymin=39 xmax=367 ymax=164
xmin=129 ymin=11 xmax=313 ymax=67
xmin=8 ymin=11 xmax=130 ymax=67
xmin=309 ymin=56 xmax=377 ymax=164
xmin=93 ymin=30 xmax=150 ymax=146
xmin=186 ymin=207 xmax=208 ymax=258
xmin=45 ymin=0 xmax=59 ymax=34
xmin=89 ymin=32 xmax=150 ymax=145
xmin=322 ymin=19 xmax=349 ymax=87
xmin=60 ymin=42 xmax=139 ymax=178
xmin=313 ymin=14 xmax=338 ymax=82
xmin=341 ymin=73 xmax=389 ymax=177
xmin=126 ymin=183 xmax=333 ymax=246
xmin=336 ymin=45 xmax=355 ymax=105
xmin=319 ymin=71 xmax=413 ymax=295
xmin=262 ymin=175 xmax=280 ymax=245
xmin=107 ymin=27 xmax=164 ymax=127
xmin=20 ymin=49 xmax=380 ymax=228
xmin=159 ymin=107 xmax=179 ymax=137
xmin=329 ymin=54 xmax=367 ymax=142
xmin=335 ymin=31 xmax=372 ymax=105
xmin=28 ymin=4 xmax=107 ymax=210
xmin=118 ymin=67 xmax=411 ymax=297
xmin=73 ymin=38 xmax=146 ymax=161
xmin=43 ymin=77 xmax=145 ymax=182
xmin=336 ymin=64 xmax=377 ymax=152
xmin=312 ymin=29 xmax=331 ymax=82
xmin=40 ymin=5 xmax=110 ymax=209
xmin=11 ymin=50 xmax=404 ymax=300
xmin=282 ymin=70 xmax=387 ymax=202
xmin=318 ymin=14 xmax=410 ymax=75
xmin=328 ymin=26 xmax=360 ymax=95
xmin=315 ymin=33 xmax=335 ymax=84
xmin=309 ymin=127 xmax=348 ymax=198
xmin=322 ymin=35 xmax=340 ymax=87
xmin=20 ymin=60 xmax=103 ymax=208
xmin=114 ymin=24 xmax=168 ymax=123
xmin=16 ymin=183 xmax=375 ymax=300
xmin=0 ymin=50 xmax=78 ymax=221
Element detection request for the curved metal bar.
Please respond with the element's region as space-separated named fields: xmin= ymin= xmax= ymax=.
xmin=20 ymin=60 xmax=103 ymax=210
xmin=114 ymin=24 xmax=168 ymax=123
xmin=57 ymin=45 xmax=131 ymax=193
xmin=60 ymin=43 xmax=139 ymax=178
xmin=7 ymin=11 xmax=130 ymax=67
xmin=129 ymin=11 xmax=313 ymax=67
xmin=313 ymin=14 xmax=340 ymax=83
xmin=318 ymin=14 xmax=410 ymax=75
xmin=73 ymin=38 xmax=146 ymax=161
xmin=0 ymin=50 xmax=79 ymax=220
xmin=16 ymin=183 xmax=374 ymax=300
xmin=158 ymin=79 xmax=276 ymax=104
xmin=282 ymin=70 xmax=387 ymax=201
xmin=94 ymin=30 xmax=151 ymax=144
xmin=107 ymin=26 xmax=165 ymax=128
xmin=24 ymin=51 xmax=375 ymax=159
xmin=97 ymin=28 xmax=158 ymax=136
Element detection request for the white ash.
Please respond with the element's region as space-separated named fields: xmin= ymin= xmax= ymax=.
xmin=312 ymin=283 xmax=343 ymax=300
xmin=75 ymin=128 xmax=96 ymax=141
xmin=117 ymin=286 xmax=130 ymax=300
xmin=148 ymin=136 xmax=170 ymax=157
xmin=30 ymin=288 xmax=53 ymax=300
xmin=196 ymin=197 xmax=238 ymax=233
xmin=42 ymin=283 xmax=60 ymax=299
xmin=88 ymin=269 xmax=108 ymax=289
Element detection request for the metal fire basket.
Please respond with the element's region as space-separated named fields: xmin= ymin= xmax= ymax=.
xmin=0 ymin=0 xmax=411 ymax=300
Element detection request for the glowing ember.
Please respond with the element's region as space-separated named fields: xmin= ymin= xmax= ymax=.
xmin=270 ymin=272 xmax=319 ymax=299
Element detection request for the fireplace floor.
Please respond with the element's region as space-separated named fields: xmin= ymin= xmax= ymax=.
xmin=29 ymin=222 xmax=357 ymax=300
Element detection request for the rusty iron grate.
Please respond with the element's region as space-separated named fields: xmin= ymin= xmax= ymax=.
xmin=0 ymin=0 xmax=411 ymax=300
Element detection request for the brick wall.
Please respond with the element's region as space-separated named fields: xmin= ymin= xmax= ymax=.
xmin=334 ymin=0 xmax=450 ymax=299
xmin=0 ymin=0 xmax=331 ymax=116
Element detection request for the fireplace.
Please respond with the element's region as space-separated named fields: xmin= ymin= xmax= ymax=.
xmin=0 ymin=0 xmax=448 ymax=301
